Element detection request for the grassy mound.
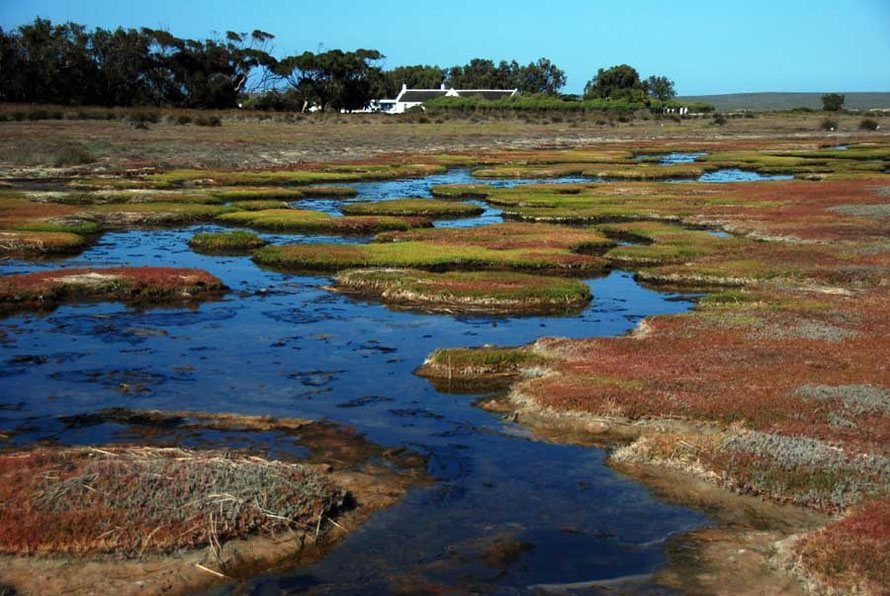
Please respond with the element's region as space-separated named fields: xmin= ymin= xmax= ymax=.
xmin=211 ymin=188 xmax=305 ymax=201
xmin=335 ymin=268 xmax=591 ymax=313
xmin=0 ymin=230 xmax=88 ymax=254
xmin=340 ymin=198 xmax=484 ymax=218
xmin=0 ymin=446 xmax=347 ymax=555
xmin=147 ymin=164 xmax=446 ymax=188
xmin=254 ymin=241 xmax=605 ymax=274
xmin=429 ymin=184 xmax=493 ymax=199
xmin=218 ymin=209 xmax=430 ymax=234
xmin=417 ymin=346 xmax=551 ymax=379
xmin=189 ymin=231 xmax=268 ymax=252
xmin=0 ymin=266 xmax=227 ymax=311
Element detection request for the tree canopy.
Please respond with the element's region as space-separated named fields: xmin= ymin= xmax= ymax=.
xmin=3 ymin=18 xmax=688 ymax=113
xmin=821 ymin=93 xmax=845 ymax=112
xmin=0 ymin=19 xmax=277 ymax=108
xmin=583 ymin=65 xmax=676 ymax=103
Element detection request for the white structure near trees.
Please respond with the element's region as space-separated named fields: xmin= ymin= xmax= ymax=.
xmin=375 ymin=84 xmax=518 ymax=114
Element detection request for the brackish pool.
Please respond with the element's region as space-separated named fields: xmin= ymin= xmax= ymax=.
xmin=0 ymin=171 xmax=717 ymax=593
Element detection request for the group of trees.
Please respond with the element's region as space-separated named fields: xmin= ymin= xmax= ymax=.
xmin=583 ymin=64 xmax=676 ymax=102
xmin=0 ymin=19 xmax=277 ymax=108
xmin=1 ymin=18 xmax=677 ymax=112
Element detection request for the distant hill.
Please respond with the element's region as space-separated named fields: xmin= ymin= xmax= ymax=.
xmin=676 ymin=92 xmax=890 ymax=112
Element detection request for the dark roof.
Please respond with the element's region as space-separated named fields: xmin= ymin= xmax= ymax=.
xmin=399 ymin=90 xmax=449 ymax=102
xmin=456 ymin=90 xmax=515 ymax=100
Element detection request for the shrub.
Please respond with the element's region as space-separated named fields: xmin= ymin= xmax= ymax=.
xmin=129 ymin=111 xmax=159 ymax=124
xmin=822 ymin=93 xmax=845 ymax=112
xmin=821 ymin=118 xmax=838 ymax=131
xmin=860 ymin=118 xmax=880 ymax=131
xmin=712 ymin=114 xmax=728 ymax=126
xmin=52 ymin=142 xmax=94 ymax=166
xmin=175 ymin=114 xmax=192 ymax=125
xmin=195 ymin=115 xmax=222 ymax=127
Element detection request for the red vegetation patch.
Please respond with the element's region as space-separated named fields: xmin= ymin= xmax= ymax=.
xmin=378 ymin=222 xmax=613 ymax=252
xmin=0 ymin=446 xmax=347 ymax=556
xmin=517 ymin=288 xmax=890 ymax=455
xmin=794 ymin=498 xmax=890 ymax=593
xmin=0 ymin=266 xmax=227 ymax=310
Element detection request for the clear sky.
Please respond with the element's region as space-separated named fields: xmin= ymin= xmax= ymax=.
xmin=2 ymin=0 xmax=888 ymax=95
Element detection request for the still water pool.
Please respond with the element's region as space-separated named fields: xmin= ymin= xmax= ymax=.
xmin=0 ymin=171 xmax=718 ymax=593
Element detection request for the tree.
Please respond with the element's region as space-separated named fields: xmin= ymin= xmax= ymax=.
xmin=446 ymin=58 xmax=504 ymax=89
xmin=822 ymin=93 xmax=845 ymax=112
xmin=584 ymin=64 xmax=641 ymax=99
xmin=517 ymin=58 xmax=566 ymax=95
xmin=276 ymin=49 xmax=384 ymax=111
xmin=378 ymin=65 xmax=445 ymax=98
xmin=644 ymin=75 xmax=676 ymax=101
xmin=440 ymin=57 xmax=565 ymax=94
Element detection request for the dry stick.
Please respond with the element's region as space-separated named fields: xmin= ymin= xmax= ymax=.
xmin=313 ymin=514 xmax=323 ymax=543
xmin=325 ymin=516 xmax=346 ymax=531
xmin=194 ymin=563 xmax=228 ymax=579
xmin=138 ymin=525 xmax=163 ymax=558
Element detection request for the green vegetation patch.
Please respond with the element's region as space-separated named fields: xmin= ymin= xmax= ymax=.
xmin=335 ymin=268 xmax=591 ymax=313
xmin=250 ymin=223 xmax=610 ymax=274
xmin=583 ymin=163 xmax=713 ymax=180
xmin=0 ymin=446 xmax=346 ymax=555
xmin=430 ymin=184 xmax=493 ymax=198
xmin=417 ymin=346 xmax=551 ymax=380
xmin=218 ymin=209 xmax=429 ymax=234
xmin=601 ymin=222 xmax=743 ymax=266
xmin=211 ymin=188 xmax=305 ymax=201
xmin=230 ymin=200 xmax=291 ymax=211
xmin=189 ymin=231 xmax=268 ymax=252
xmin=341 ymin=198 xmax=484 ymax=218
xmin=377 ymin=222 xmax=614 ymax=254
xmin=148 ymin=164 xmax=446 ymax=188
xmin=16 ymin=221 xmax=103 ymax=235
xmin=0 ymin=230 xmax=88 ymax=255
xmin=254 ymin=241 xmax=606 ymax=274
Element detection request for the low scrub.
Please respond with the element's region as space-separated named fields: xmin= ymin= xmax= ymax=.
xmin=0 ymin=446 xmax=346 ymax=555
xmin=793 ymin=498 xmax=890 ymax=593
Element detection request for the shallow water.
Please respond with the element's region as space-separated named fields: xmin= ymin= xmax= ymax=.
xmin=0 ymin=172 xmax=713 ymax=593
xmin=299 ymin=169 xmax=594 ymax=229
xmin=694 ymin=168 xmax=794 ymax=183
xmin=634 ymin=152 xmax=707 ymax=165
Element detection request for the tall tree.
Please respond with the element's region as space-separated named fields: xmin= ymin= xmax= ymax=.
xmin=276 ymin=49 xmax=384 ymax=111
xmin=517 ymin=58 xmax=566 ymax=95
xmin=644 ymin=75 xmax=676 ymax=101
xmin=821 ymin=93 xmax=845 ymax=112
xmin=378 ymin=65 xmax=446 ymax=97
xmin=584 ymin=64 xmax=642 ymax=99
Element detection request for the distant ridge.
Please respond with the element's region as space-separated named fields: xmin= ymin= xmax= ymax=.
xmin=676 ymin=92 xmax=890 ymax=112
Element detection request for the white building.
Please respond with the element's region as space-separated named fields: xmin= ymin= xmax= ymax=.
xmin=375 ymin=84 xmax=518 ymax=114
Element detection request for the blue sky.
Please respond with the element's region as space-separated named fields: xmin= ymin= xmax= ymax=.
xmin=2 ymin=0 xmax=888 ymax=95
